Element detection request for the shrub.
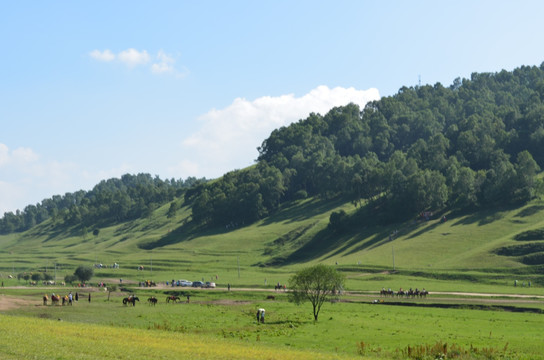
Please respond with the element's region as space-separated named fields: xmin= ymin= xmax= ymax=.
xmin=74 ymin=265 xmax=94 ymax=283
xmin=294 ymin=190 xmax=308 ymax=200
xmin=514 ymin=229 xmax=544 ymax=241
xmin=328 ymin=210 xmax=348 ymax=232
xmin=64 ymin=274 xmax=78 ymax=284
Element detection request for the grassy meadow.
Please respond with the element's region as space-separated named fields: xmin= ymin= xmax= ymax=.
xmin=1 ymin=286 xmax=543 ymax=359
xmin=1 ymin=196 xmax=544 ymax=358
xmin=2 ymin=198 xmax=544 ymax=289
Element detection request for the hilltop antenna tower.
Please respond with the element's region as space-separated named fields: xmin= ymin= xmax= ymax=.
xmin=418 ymin=75 xmax=421 ymax=87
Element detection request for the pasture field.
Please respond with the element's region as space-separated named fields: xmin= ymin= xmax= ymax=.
xmin=0 ymin=314 xmax=353 ymax=360
xmin=1 ymin=194 xmax=544 ymax=358
xmin=2 ymin=199 xmax=544 ymax=285
xmin=1 ymin=285 xmax=543 ymax=359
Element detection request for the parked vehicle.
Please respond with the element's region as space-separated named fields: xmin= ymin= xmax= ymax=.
xmin=179 ymin=280 xmax=192 ymax=287
xmin=192 ymin=281 xmax=204 ymax=287
xmin=205 ymin=282 xmax=216 ymax=288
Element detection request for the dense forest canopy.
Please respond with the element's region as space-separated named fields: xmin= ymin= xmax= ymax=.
xmin=2 ymin=63 xmax=544 ymax=234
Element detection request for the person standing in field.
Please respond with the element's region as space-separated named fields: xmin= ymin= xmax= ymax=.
xmin=88 ymin=293 xmax=91 ymax=303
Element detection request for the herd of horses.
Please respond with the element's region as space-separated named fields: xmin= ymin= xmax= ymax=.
xmin=380 ymin=288 xmax=429 ymax=298
xmin=43 ymin=294 xmax=71 ymax=306
xmin=42 ymin=294 xmax=190 ymax=307
xmin=124 ymin=295 xmax=188 ymax=306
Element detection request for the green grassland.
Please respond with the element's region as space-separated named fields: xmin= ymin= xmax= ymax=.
xmin=1 ymin=196 xmax=544 ymax=358
xmin=0 ymin=287 xmax=543 ymax=359
xmin=2 ymin=196 xmax=544 ymax=289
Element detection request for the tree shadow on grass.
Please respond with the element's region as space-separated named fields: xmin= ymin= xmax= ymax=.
xmin=260 ymin=197 xmax=348 ymax=226
xmin=405 ymin=218 xmax=446 ymax=240
xmin=448 ymin=204 xmax=525 ymax=228
xmin=264 ymin=319 xmax=313 ymax=326
xmin=41 ymin=225 xmax=81 ymax=243
xmin=137 ymin=219 xmax=215 ymax=250
xmin=515 ymin=205 xmax=544 ymax=218
xmin=450 ymin=211 xmax=505 ymax=227
xmin=266 ymin=227 xmax=346 ymax=265
xmin=266 ymin=203 xmax=430 ymax=265
xmin=268 ymin=221 xmax=405 ymax=265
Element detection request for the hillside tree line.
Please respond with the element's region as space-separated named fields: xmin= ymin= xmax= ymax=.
xmin=0 ymin=174 xmax=206 ymax=234
xmin=190 ymin=64 xmax=544 ymax=225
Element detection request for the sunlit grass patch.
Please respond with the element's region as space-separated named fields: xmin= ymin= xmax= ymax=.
xmin=0 ymin=315 xmax=356 ymax=359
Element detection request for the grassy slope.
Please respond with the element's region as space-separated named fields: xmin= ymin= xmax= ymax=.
xmin=1 ymin=195 xmax=544 ymax=288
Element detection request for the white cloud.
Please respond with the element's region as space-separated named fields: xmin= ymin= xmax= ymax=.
xmin=118 ymin=48 xmax=150 ymax=67
xmin=12 ymin=147 xmax=40 ymax=163
xmin=151 ymin=50 xmax=175 ymax=74
xmin=175 ymin=85 xmax=380 ymax=178
xmin=89 ymin=49 xmax=115 ymax=62
xmin=0 ymin=143 xmax=39 ymax=168
xmin=0 ymin=180 xmax=24 ymax=215
xmin=0 ymin=143 xmax=133 ymax=215
xmin=90 ymin=48 xmax=185 ymax=76
xmin=0 ymin=143 xmax=44 ymax=213
xmin=0 ymin=143 xmax=8 ymax=166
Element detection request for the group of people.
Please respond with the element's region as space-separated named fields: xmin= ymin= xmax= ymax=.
xmin=380 ymin=287 xmax=429 ymax=298
xmin=514 ymin=280 xmax=531 ymax=287
xmin=274 ymin=282 xmax=286 ymax=291
xmin=45 ymin=291 xmax=91 ymax=305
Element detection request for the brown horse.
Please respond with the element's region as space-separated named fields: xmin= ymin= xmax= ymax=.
xmin=166 ymin=295 xmax=180 ymax=303
xmin=148 ymin=296 xmax=158 ymax=306
xmin=43 ymin=294 xmax=49 ymax=305
xmin=123 ymin=296 xmax=139 ymax=306
xmin=51 ymin=294 xmax=61 ymax=305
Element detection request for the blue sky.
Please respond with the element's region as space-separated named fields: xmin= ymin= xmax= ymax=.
xmin=2 ymin=1 xmax=544 ymax=214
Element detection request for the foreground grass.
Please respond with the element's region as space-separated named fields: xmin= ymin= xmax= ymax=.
xmin=2 ymin=288 xmax=544 ymax=359
xmin=0 ymin=315 xmax=355 ymax=360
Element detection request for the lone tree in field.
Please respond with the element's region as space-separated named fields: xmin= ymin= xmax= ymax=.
xmin=107 ymin=284 xmax=117 ymax=301
xmin=74 ymin=265 xmax=94 ymax=283
xmin=288 ymin=264 xmax=345 ymax=321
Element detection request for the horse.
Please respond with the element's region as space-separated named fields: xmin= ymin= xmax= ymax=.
xmin=166 ymin=295 xmax=180 ymax=303
xmin=123 ymin=296 xmax=139 ymax=306
xmin=148 ymin=296 xmax=158 ymax=306
xmin=51 ymin=294 xmax=61 ymax=305
xmin=43 ymin=294 xmax=49 ymax=305
xmin=380 ymin=288 xmax=394 ymax=297
xmin=275 ymin=284 xmax=285 ymax=291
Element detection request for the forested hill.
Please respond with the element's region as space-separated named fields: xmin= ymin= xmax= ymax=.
xmin=2 ymin=63 xmax=544 ymax=235
xmin=190 ymin=64 xmax=544 ymax=226
xmin=0 ymin=174 xmax=206 ymax=234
